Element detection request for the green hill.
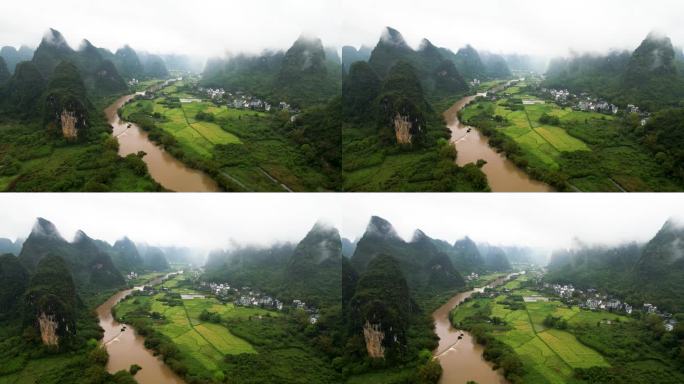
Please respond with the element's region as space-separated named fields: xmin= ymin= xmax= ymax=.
xmin=283 ymin=222 xmax=342 ymax=307
xmin=0 ymin=56 xmax=10 ymax=84
xmin=341 ymin=45 xmax=372 ymax=73
xmin=350 ymin=216 xmax=465 ymax=301
xmin=141 ymin=246 xmax=170 ymax=271
xmin=23 ymin=254 xmax=78 ymax=347
xmin=0 ymin=254 xmax=29 ymax=316
xmin=367 ymin=28 xmax=469 ymax=98
xmin=18 ymin=218 xmax=125 ymax=297
xmin=451 ymin=236 xmax=487 ymax=273
xmin=348 ymin=253 xmax=412 ymax=361
xmin=114 ymin=45 xmax=144 ymax=79
xmin=110 ymin=237 xmax=145 ymax=273
xmin=0 ymin=61 xmax=46 ymax=117
xmin=0 ymin=45 xmax=34 ymax=74
xmin=43 ymin=61 xmax=91 ymax=140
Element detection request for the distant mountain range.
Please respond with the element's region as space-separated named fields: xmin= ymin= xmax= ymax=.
xmin=0 ymin=217 xmax=171 ymax=300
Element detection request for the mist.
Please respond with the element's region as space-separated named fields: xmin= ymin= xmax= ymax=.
xmin=2 ymin=0 xmax=682 ymax=60
xmin=0 ymin=194 xmax=682 ymax=254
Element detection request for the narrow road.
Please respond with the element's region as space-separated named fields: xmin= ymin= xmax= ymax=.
xmin=258 ymin=167 xmax=293 ymax=192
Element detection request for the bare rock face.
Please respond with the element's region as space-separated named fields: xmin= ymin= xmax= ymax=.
xmin=363 ymin=320 xmax=385 ymax=358
xmin=393 ymin=113 xmax=414 ymax=144
xmin=60 ymin=109 xmax=79 ymax=139
xmin=38 ymin=312 xmax=60 ymax=346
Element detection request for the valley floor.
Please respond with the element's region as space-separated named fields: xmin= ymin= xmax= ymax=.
xmin=451 ymin=274 xmax=684 ymax=384
xmin=121 ymin=79 xmax=333 ymax=191
xmin=460 ymin=80 xmax=683 ymax=191
xmin=113 ymin=272 xmax=340 ymax=383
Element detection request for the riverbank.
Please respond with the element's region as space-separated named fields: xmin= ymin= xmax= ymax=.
xmin=444 ymin=86 xmax=552 ymax=192
xmin=105 ymin=91 xmax=221 ymax=192
xmin=96 ymin=273 xmax=186 ymax=384
xmin=432 ymin=274 xmax=516 ymax=384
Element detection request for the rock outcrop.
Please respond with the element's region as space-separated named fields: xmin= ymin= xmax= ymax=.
xmin=38 ymin=312 xmax=60 ymax=346
xmin=363 ymin=321 xmax=386 ymax=358
xmin=393 ymin=113 xmax=415 ymax=144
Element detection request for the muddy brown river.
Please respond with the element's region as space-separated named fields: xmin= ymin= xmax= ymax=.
xmin=105 ymin=94 xmax=220 ymax=192
xmin=444 ymin=95 xmax=552 ymax=192
xmin=432 ymin=275 xmax=517 ymax=384
xmin=97 ymin=275 xmax=185 ymax=384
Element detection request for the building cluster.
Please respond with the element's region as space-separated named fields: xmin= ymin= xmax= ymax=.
xmin=125 ymin=271 xmax=139 ymax=280
xmin=292 ymin=299 xmax=319 ymax=324
xmin=541 ymin=88 xmax=654 ymax=126
xmin=128 ymin=78 xmax=140 ymax=86
xmin=542 ymin=88 xmax=619 ymax=114
xmin=543 ymin=282 xmax=679 ymax=331
xmin=465 ymin=272 xmax=480 ymax=282
xmin=229 ymin=95 xmax=272 ymax=111
xmin=193 ymin=86 xmax=302 ymax=114
xmin=196 ymin=280 xmax=321 ymax=324
xmin=201 ymin=87 xmax=226 ymax=100
xmin=576 ymin=99 xmax=620 ymax=115
xmin=199 ymin=281 xmax=284 ymax=311
xmin=470 ymin=79 xmax=481 ymax=88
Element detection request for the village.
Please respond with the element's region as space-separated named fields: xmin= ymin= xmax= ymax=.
xmin=197 ymin=85 xmax=300 ymax=115
xmin=540 ymin=87 xmax=651 ymax=126
xmin=541 ymin=282 xmax=678 ymax=332
xmin=197 ymin=281 xmax=320 ymax=324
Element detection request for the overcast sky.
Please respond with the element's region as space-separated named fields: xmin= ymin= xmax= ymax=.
xmin=1 ymin=0 xmax=682 ymax=58
xmin=0 ymin=194 xmax=681 ymax=253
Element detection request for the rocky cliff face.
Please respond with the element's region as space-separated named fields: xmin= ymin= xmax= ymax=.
xmin=43 ymin=61 xmax=90 ymax=141
xmin=393 ymin=113 xmax=415 ymax=144
xmin=59 ymin=109 xmax=80 ymax=139
xmin=363 ymin=320 xmax=385 ymax=358
xmin=38 ymin=312 xmax=60 ymax=346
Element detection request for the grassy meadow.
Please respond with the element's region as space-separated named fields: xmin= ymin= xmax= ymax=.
xmin=114 ymin=274 xmax=340 ymax=383
xmin=114 ymin=276 xmax=270 ymax=375
xmin=461 ymin=82 xmax=683 ymax=191
xmin=121 ymin=80 xmax=333 ymax=191
xmin=451 ymin=276 xmax=629 ymax=384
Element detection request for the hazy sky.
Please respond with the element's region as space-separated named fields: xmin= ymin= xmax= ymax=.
xmin=0 ymin=194 xmax=681 ymax=252
xmin=1 ymin=0 xmax=682 ymax=58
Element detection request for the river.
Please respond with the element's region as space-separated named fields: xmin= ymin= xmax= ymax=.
xmin=96 ymin=274 xmax=186 ymax=384
xmin=104 ymin=94 xmax=220 ymax=192
xmin=432 ymin=274 xmax=517 ymax=384
xmin=444 ymin=93 xmax=552 ymax=192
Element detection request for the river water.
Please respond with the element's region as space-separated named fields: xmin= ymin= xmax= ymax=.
xmin=432 ymin=275 xmax=516 ymax=384
xmin=444 ymin=94 xmax=552 ymax=192
xmin=96 ymin=275 xmax=185 ymax=384
xmin=104 ymin=94 xmax=220 ymax=192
